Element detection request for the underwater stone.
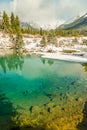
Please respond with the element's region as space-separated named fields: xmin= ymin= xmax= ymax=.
xmin=60 ymin=93 xmax=63 ymax=96
xmin=40 ymin=112 xmax=43 ymax=115
xmin=44 ymin=92 xmax=52 ymax=98
xmin=43 ymin=102 xmax=48 ymax=106
xmin=62 ymin=93 xmax=68 ymax=101
xmin=48 ymin=107 xmax=51 ymax=113
xmin=61 ymin=108 xmax=65 ymax=111
xmin=29 ymin=106 xmax=33 ymax=113
xmin=60 ymin=97 xmax=62 ymax=101
xmin=75 ymin=98 xmax=79 ymax=101
xmin=23 ymin=90 xmax=28 ymax=95
xmin=50 ymin=98 xmax=55 ymax=102
xmin=71 ymin=81 xmax=75 ymax=85
xmin=53 ymin=105 xmax=56 ymax=108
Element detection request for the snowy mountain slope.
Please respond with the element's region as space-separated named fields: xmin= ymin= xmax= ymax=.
xmin=21 ymin=21 xmax=40 ymax=30
xmin=57 ymin=13 xmax=87 ymax=30
xmin=21 ymin=13 xmax=87 ymax=30
xmin=21 ymin=21 xmax=62 ymax=30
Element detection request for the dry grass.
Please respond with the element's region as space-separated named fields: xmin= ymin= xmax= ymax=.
xmin=62 ymin=49 xmax=77 ymax=53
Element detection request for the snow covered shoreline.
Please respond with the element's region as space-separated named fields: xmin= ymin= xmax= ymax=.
xmin=0 ymin=31 xmax=87 ymax=63
xmin=39 ymin=52 xmax=87 ymax=63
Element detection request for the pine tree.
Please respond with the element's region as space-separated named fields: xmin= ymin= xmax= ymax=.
xmin=14 ymin=33 xmax=24 ymax=54
xmin=10 ymin=12 xmax=21 ymax=34
xmin=10 ymin=12 xmax=16 ymax=33
xmin=15 ymin=15 xmax=21 ymax=33
xmin=40 ymin=28 xmax=43 ymax=35
xmin=10 ymin=12 xmax=15 ymax=32
xmin=41 ymin=35 xmax=47 ymax=47
xmin=47 ymin=32 xmax=57 ymax=45
xmin=27 ymin=27 xmax=31 ymax=33
xmin=2 ymin=11 xmax=10 ymax=32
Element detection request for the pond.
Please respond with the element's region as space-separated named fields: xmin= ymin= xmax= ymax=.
xmin=0 ymin=54 xmax=87 ymax=130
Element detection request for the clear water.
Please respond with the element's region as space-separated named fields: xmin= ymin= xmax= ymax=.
xmin=0 ymin=55 xmax=87 ymax=130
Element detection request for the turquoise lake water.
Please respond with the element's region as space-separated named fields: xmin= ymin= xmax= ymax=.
xmin=0 ymin=55 xmax=87 ymax=129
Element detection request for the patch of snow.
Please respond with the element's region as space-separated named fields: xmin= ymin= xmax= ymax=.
xmin=41 ymin=53 xmax=87 ymax=63
xmin=83 ymin=13 xmax=87 ymax=18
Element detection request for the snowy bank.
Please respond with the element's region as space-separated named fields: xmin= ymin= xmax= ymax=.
xmin=41 ymin=53 xmax=87 ymax=63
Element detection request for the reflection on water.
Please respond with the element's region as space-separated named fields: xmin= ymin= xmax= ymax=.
xmin=41 ymin=58 xmax=54 ymax=65
xmin=41 ymin=59 xmax=46 ymax=64
xmin=0 ymin=55 xmax=87 ymax=129
xmin=47 ymin=59 xmax=54 ymax=65
xmin=0 ymin=54 xmax=24 ymax=73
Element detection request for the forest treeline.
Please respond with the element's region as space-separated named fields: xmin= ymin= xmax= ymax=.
xmin=0 ymin=11 xmax=82 ymax=37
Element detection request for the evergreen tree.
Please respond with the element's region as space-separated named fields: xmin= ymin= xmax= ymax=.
xmin=40 ymin=28 xmax=43 ymax=35
xmin=41 ymin=35 xmax=47 ymax=47
xmin=15 ymin=15 xmax=21 ymax=33
xmin=10 ymin=12 xmax=21 ymax=34
xmin=10 ymin=12 xmax=15 ymax=32
xmin=47 ymin=31 xmax=57 ymax=45
xmin=2 ymin=11 xmax=10 ymax=31
xmin=14 ymin=33 xmax=24 ymax=54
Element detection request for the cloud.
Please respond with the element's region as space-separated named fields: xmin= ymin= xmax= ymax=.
xmin=0 ymin=0 xmax=87 ymax=25
xmin=56 ymin=0 xmax=87 ymax=19
xmin=9 ymin=0 xmax=58 ymax=25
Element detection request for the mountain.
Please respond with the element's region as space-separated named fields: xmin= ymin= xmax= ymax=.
xmin=21 ymin=21 xmax=41 ymax=30
xmin=21 ymin=21 xmax=60 ymax=30
xmin=21 ymin=13 xmax=87 ymax=31
xmin=40 ymin=23 xmax=58 ymax=30
xmin=57 ymin=13 xmax=87 ymax=30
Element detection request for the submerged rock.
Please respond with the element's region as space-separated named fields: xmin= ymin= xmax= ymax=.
xmin=75 ymin=98 xmax=79 ymax=101
xmin=29 ymin=106 xmax=33 ymax=113
xmin=71 ymin=81 xmax=76 ymax=85
xmin=44 ymin=92 xmax=53 ymax=98
xmin=47 ymin=107 xmax=51 ymax=113
xmin=23 ymin=90 xmax=28 ymax=96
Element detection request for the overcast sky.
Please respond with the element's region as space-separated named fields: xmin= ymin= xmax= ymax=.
xmin=0 ymin=0 xmax=87 ymax=25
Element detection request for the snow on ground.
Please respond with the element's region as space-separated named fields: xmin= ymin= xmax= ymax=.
xmin=23 ymin=36 xmax=87 ymax=53
xmin=74 ymin=45 xmax=87 ymax=49
xmin=40 ymin=44 xmax=60 ymax=52
xmin=0 ymin=31 xmax=87 ymax=63
xmin=41 ymin=53 xmax=87 ymax=63
xmin=23 ymin=37 xmax=41 ymax=51
xmin=0 ymin=32 xmax=13 ymax=48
